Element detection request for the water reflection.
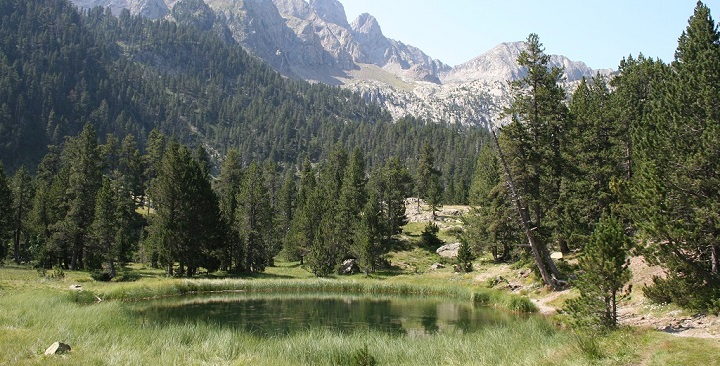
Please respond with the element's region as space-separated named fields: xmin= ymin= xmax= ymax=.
xmin=131 ymin=293 xmax=515 ymax=337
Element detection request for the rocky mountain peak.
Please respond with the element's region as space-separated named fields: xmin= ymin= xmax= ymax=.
xmin=351 ymin=13 xmax=383 ymax=38
xmin=441 ymin=40 xmax=608 ymax=84
xmin=309 ymin=0 xmax=348 ymax=27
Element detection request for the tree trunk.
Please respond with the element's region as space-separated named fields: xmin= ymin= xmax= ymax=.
xmin=491 ymin=129 xmax=560 ymax=289
xmin=109 ymin=258 xmax=116 ymax=279
xmin=711 ymin=245 xmax=719 ymax=274
xmin=70 ymin=246 xmax=78 ymax=271
xmin=13 ymin=198 xmax=22 ymax=263
xmin=559 ymin=237 xmax=570 ymax=255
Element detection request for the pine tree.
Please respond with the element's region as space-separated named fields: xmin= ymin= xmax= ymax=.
xmin=89 ymin=177 xmax=120 ymax=278
xmin=416 ymin=142 xmax=442 ymax=217
xmin=216 ymin=149 xmax=243 ymax=271
xmin=148 ymin=141 xmax=217 ymax=276
xmin=277 ymin=168 xmax=297 ymax=250
xmin=464 ymin=144 xmax=519 ymax=262
xmin=10 ymin=166 xmax=33 ymax=263
xmin=56 ymin=123 xmax=103 ymax=269
xmin=456 ymin=240 xmax=475 ymax=272
xmin=559 ymin=75 xmax=624 ymax=253
xmin=0 ymin=163 xmax=13 ymax=262
xmin=636 ymin=2 xmax=720 ymax=311
xmin=235 ymin=162 xmax=271 ymax=273
xmin=564 ymin=214 xmax=631 ymax=330
xmin=119 ymin=134 xmax=145 ymax=208
xmin=30 ymin=148 xmax=67 ymax=267
xmin=498 ymin=33 xmax=567 ymax=287
xmin=372 ymin=157 xmax=412 ymax=244
xmin=284 ymin=158 xmax=316 ymax=264
xmin=353 ymin=189 xmax=384 ymax=275
xmin=334 ymin=148 xmax=367 ymax=259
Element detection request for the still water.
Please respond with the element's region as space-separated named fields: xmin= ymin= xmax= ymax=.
xmin=132 ymin=293 xmax=520 ymax=337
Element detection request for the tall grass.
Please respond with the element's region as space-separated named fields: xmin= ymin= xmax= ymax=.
xmin=0 ymin=288 xmax=576 ymax=365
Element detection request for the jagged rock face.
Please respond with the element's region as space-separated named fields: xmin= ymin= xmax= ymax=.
xmin=269 ymin=0 xmax=448 ymax=84
xmin=309 ymin=0 xmax=349 ymax=28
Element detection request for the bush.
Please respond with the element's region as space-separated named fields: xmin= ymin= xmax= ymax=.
xmin=90 ymin=271 xmax=112 ymax=282
xmin=420 ymin=222 xmax=442 ymax=249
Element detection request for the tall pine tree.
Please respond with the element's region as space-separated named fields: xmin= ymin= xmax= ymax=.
xmin=498 ymin=33 xmax=567 ymax=287
xmin=636 ymin=2 xmax=720 ymax=311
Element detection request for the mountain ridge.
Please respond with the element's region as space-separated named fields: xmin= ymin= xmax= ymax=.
xmin=67 ymin=0 xmax=611 ymax=127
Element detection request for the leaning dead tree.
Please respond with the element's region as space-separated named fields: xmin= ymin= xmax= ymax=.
xmin=490 ymin=128 xmax=562 ymax=290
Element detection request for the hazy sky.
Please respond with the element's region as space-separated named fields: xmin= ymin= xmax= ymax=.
xmin=340 ymin=1 xmax=716 ymax=69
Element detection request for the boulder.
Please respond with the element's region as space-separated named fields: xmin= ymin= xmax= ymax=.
xmin=338 ymin=259 xmax=360 ymax=275
xmin=436 ymin=242 xmax=461 ymax=258
xmin=69 ymin=284 xmax=83 ymax=291
xmin=44 ymin=342 xmax=71 ymax=355
xmin=429 ymin=263 xmax=445 ymax=270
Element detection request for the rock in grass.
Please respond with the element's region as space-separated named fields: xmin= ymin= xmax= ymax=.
xmin=436 ymin=242 xmax=461 ymax=258
xmin=44 ymin=342 xmax=71 ymax=355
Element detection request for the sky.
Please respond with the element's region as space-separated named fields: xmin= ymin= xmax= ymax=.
xmin=340 ymin=1 xmax=718 ymax=69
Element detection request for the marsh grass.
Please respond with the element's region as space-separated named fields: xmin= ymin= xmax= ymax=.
xmin=2 ymin=265 xmax=720 ymax=365
xmin=1 ymin=288 xmax=567 ymax=365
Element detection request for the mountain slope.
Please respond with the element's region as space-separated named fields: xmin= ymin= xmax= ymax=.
xmin=2 ymin=0 xmax=487 ymax=204
xmin=67 ymin=0 xmax=611 ymax=128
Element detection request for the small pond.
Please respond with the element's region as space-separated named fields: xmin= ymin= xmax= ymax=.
xmin=130 ymin=293 xmax=522 ymax=337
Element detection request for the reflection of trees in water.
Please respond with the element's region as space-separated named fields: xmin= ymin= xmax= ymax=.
xmin=134 ymin=296 xmax=509 ymax=337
